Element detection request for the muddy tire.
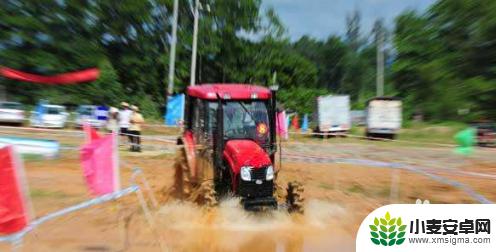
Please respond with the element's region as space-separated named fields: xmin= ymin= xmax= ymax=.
xmin=194 ymin=180 xmax=218 ymax=208
xmin=286 ymin=181 xmax=304 ymax=214
xmin=172 ymin=147 xmax=194 ymax=199
xmin=171 ymin=147 xmax=218 ymax=208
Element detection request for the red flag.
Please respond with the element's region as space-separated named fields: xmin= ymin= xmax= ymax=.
xmin=291 ymin=114 xmax=300 ymax=130
xmin=83 ymin=123 xmax=100 ymax=143
xmin=0 ymin=146 xmax=30 ymax=235
xmin=0 ymin=67 xmax=99 ymax=84
xmin=80 ymin=133 xmax=119 ymax=196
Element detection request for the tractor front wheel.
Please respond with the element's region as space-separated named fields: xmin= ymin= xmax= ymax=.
xmin=286 ymin=181 xmax=304 ymax=214
xmin=193 ymin=180 xmax=218 ymax=208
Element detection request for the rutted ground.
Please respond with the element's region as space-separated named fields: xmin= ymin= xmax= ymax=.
xmin=0 ymin=130 xmax=495 ymax=251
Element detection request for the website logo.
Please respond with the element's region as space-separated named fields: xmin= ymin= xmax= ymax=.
xmin=370 ymin=211 xmax=407 ymax=246
xmin=357 ymin=205 xmax=496 ymax=252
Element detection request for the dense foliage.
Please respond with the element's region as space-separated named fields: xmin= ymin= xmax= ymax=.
xmin=0 ymin=0 xmax=495 ymax=121
xmin=393 ymin=0 xmax=496 ymax=121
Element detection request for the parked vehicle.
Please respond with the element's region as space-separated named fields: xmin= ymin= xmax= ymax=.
xmin=365 ymin=97 xmax=402 ymax=139
xmin=75 ymin=105 xmax=106 ymax=128
xmin=0 ymin=101 xmax=25 ymax=125
xmin=471 ymin=121 xmax=496 ymax=147
xmin=30 ymin=104 xmax=68 ymax=128
xmin=314 ymin=95 xmax=351 ymax=135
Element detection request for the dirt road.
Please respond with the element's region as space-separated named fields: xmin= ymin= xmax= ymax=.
xmin=0 ymin=129 xmax=495 ymax=251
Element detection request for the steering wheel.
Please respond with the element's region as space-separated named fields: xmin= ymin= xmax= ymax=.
xmin=225 ymin=128 xmax=238 ymax=136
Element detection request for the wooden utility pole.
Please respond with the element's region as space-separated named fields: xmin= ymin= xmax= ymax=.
xmin=190 ymin=0 xmax=200 ymax=86
xmin=167 ymin=0 xmax=179 ymax=94
xmin=376 ymin=29 xmax=384 ymax=97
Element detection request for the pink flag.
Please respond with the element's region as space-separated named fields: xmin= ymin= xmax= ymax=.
xmin=83 ymin=123 xmax=100 ymax=143
xmin=276 ymin=111 xmax=288 ymax=140
xmin=0 ymin=146 xmax=30 ymax=235
xmin=80 ymin=133 xmax=119 ymax=196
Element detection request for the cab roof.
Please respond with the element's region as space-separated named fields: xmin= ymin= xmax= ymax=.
xmin=187 ymin=84 xmax=271 ymax=100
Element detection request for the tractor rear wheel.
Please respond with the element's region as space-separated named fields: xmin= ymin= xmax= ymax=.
xmin=172 ymin=147 xmax=218 ymax=208
xmin=172 ymin=147 xmax=194 ymax=199
xmin=286 ymin=181 xmax=304 ymax=214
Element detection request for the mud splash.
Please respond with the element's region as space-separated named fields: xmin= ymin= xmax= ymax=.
xmin=156 ymin=198 xmax=354 ymax=252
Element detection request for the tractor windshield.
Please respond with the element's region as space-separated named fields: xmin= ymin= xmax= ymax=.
xmin=224 ymin=101 xmax=270 ymax=143
xmin=208 ymin=101 xmax=270 ymax=144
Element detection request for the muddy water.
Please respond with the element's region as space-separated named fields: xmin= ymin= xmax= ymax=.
xmin=156 ymin=199 xmax=355 ymax=252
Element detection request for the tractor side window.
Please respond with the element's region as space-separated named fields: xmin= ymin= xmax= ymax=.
xmin=192 ymin=99 xmax=206 ymax=142
xmin=204 ymin=102 xmax=218 ymax=146
xmin=207 ymin=102 xmax=218 ymax=134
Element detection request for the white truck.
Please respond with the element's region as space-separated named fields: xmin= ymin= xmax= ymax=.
xmin=314 ymin=95 xmax=351 ymax=135
xmin=365 ymin=97 xmax=402 ymax=139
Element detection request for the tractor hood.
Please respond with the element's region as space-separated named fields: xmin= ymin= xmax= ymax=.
xmin=223 ymin=139 xmax=271 ymax=174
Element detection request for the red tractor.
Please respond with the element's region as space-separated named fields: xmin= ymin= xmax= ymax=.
xmin=172 ymin=84 xmax=304 ymax=212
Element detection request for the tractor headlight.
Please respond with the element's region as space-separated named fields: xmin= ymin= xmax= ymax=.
xmin=240 ymin=166 xmax=252 ymax=181
xmin=266 ymin=165 xmax=274 ymax=180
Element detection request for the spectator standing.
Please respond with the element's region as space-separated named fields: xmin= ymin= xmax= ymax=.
xmin=106 ymin=107 xmax=119 ymax=133
xmin=129 ymin=105 xmax=144 ymax=152
xmin=119 ymin=102 xmax=132 ymax=143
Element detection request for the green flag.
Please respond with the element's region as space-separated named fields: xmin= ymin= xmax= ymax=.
xmin=454 ymin=127 xmax=476 ymax=155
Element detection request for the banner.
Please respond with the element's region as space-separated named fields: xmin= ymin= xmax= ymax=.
xmin=0 ymin=137 xmax=59 ymax=159
xmin=0 ymin=67 xmax=99 ymax=84
xmin=80 ymin=133 xmax=119 ymax=196
xmin=95 ymin=106 xmax=109 ymax=121
xmin=33 ymin=100 xmax=48 ymax=126
xmin=301 ymin=114 xmax=309 ymax=133
xmin=165 ymin=94 xmax=185 ymax=126
xmin=0 ymin=146 xmax=30 ymax=235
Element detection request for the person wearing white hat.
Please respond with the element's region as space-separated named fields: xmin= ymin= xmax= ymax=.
xmin=106 ymin=107 xmax=119 ymax=133
xmin=129 ymin=105 xmax=144 ymax=152
xmin=118 ymin=102 xmax=132 ymax=142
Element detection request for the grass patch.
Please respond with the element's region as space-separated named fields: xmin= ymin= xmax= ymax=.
xmin=318 ymin=183 xmax=334 ymax=190
xmin=30 ymin=189 xmax=70 ymax=199
xmin=149 ymin=153 xmax=176 ymax=159
xmin=398 ymin=121 xmax=467 ymax=144
xmin=21 ymin=154 xmax=46 ymax=162
xmin=347 ymin=183 xmax=366 ymax=194
xmin=375 ymin=186 xmax=391 ymax=198
xmin=141 ymin=125 xmax=180 ymax=136
xmin=287 ymin=121 xmax=469 ymax=147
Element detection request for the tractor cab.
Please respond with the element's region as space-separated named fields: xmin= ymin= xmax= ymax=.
xmin=173 ymin=84 xmax=303 ymax=212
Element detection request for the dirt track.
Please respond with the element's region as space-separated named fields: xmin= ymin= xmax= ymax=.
xmin=1 ymin=129 xmax=495 ymax=251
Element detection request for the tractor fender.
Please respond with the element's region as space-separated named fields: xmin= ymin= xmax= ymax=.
xmin=181 ymin=130 xmax=197 ymax=179
xmin=222 ymin=139 xmax=272 ymax=176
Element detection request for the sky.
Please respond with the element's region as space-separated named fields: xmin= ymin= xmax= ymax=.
xmin=262 ymin=0 xmax=436 ymax=41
